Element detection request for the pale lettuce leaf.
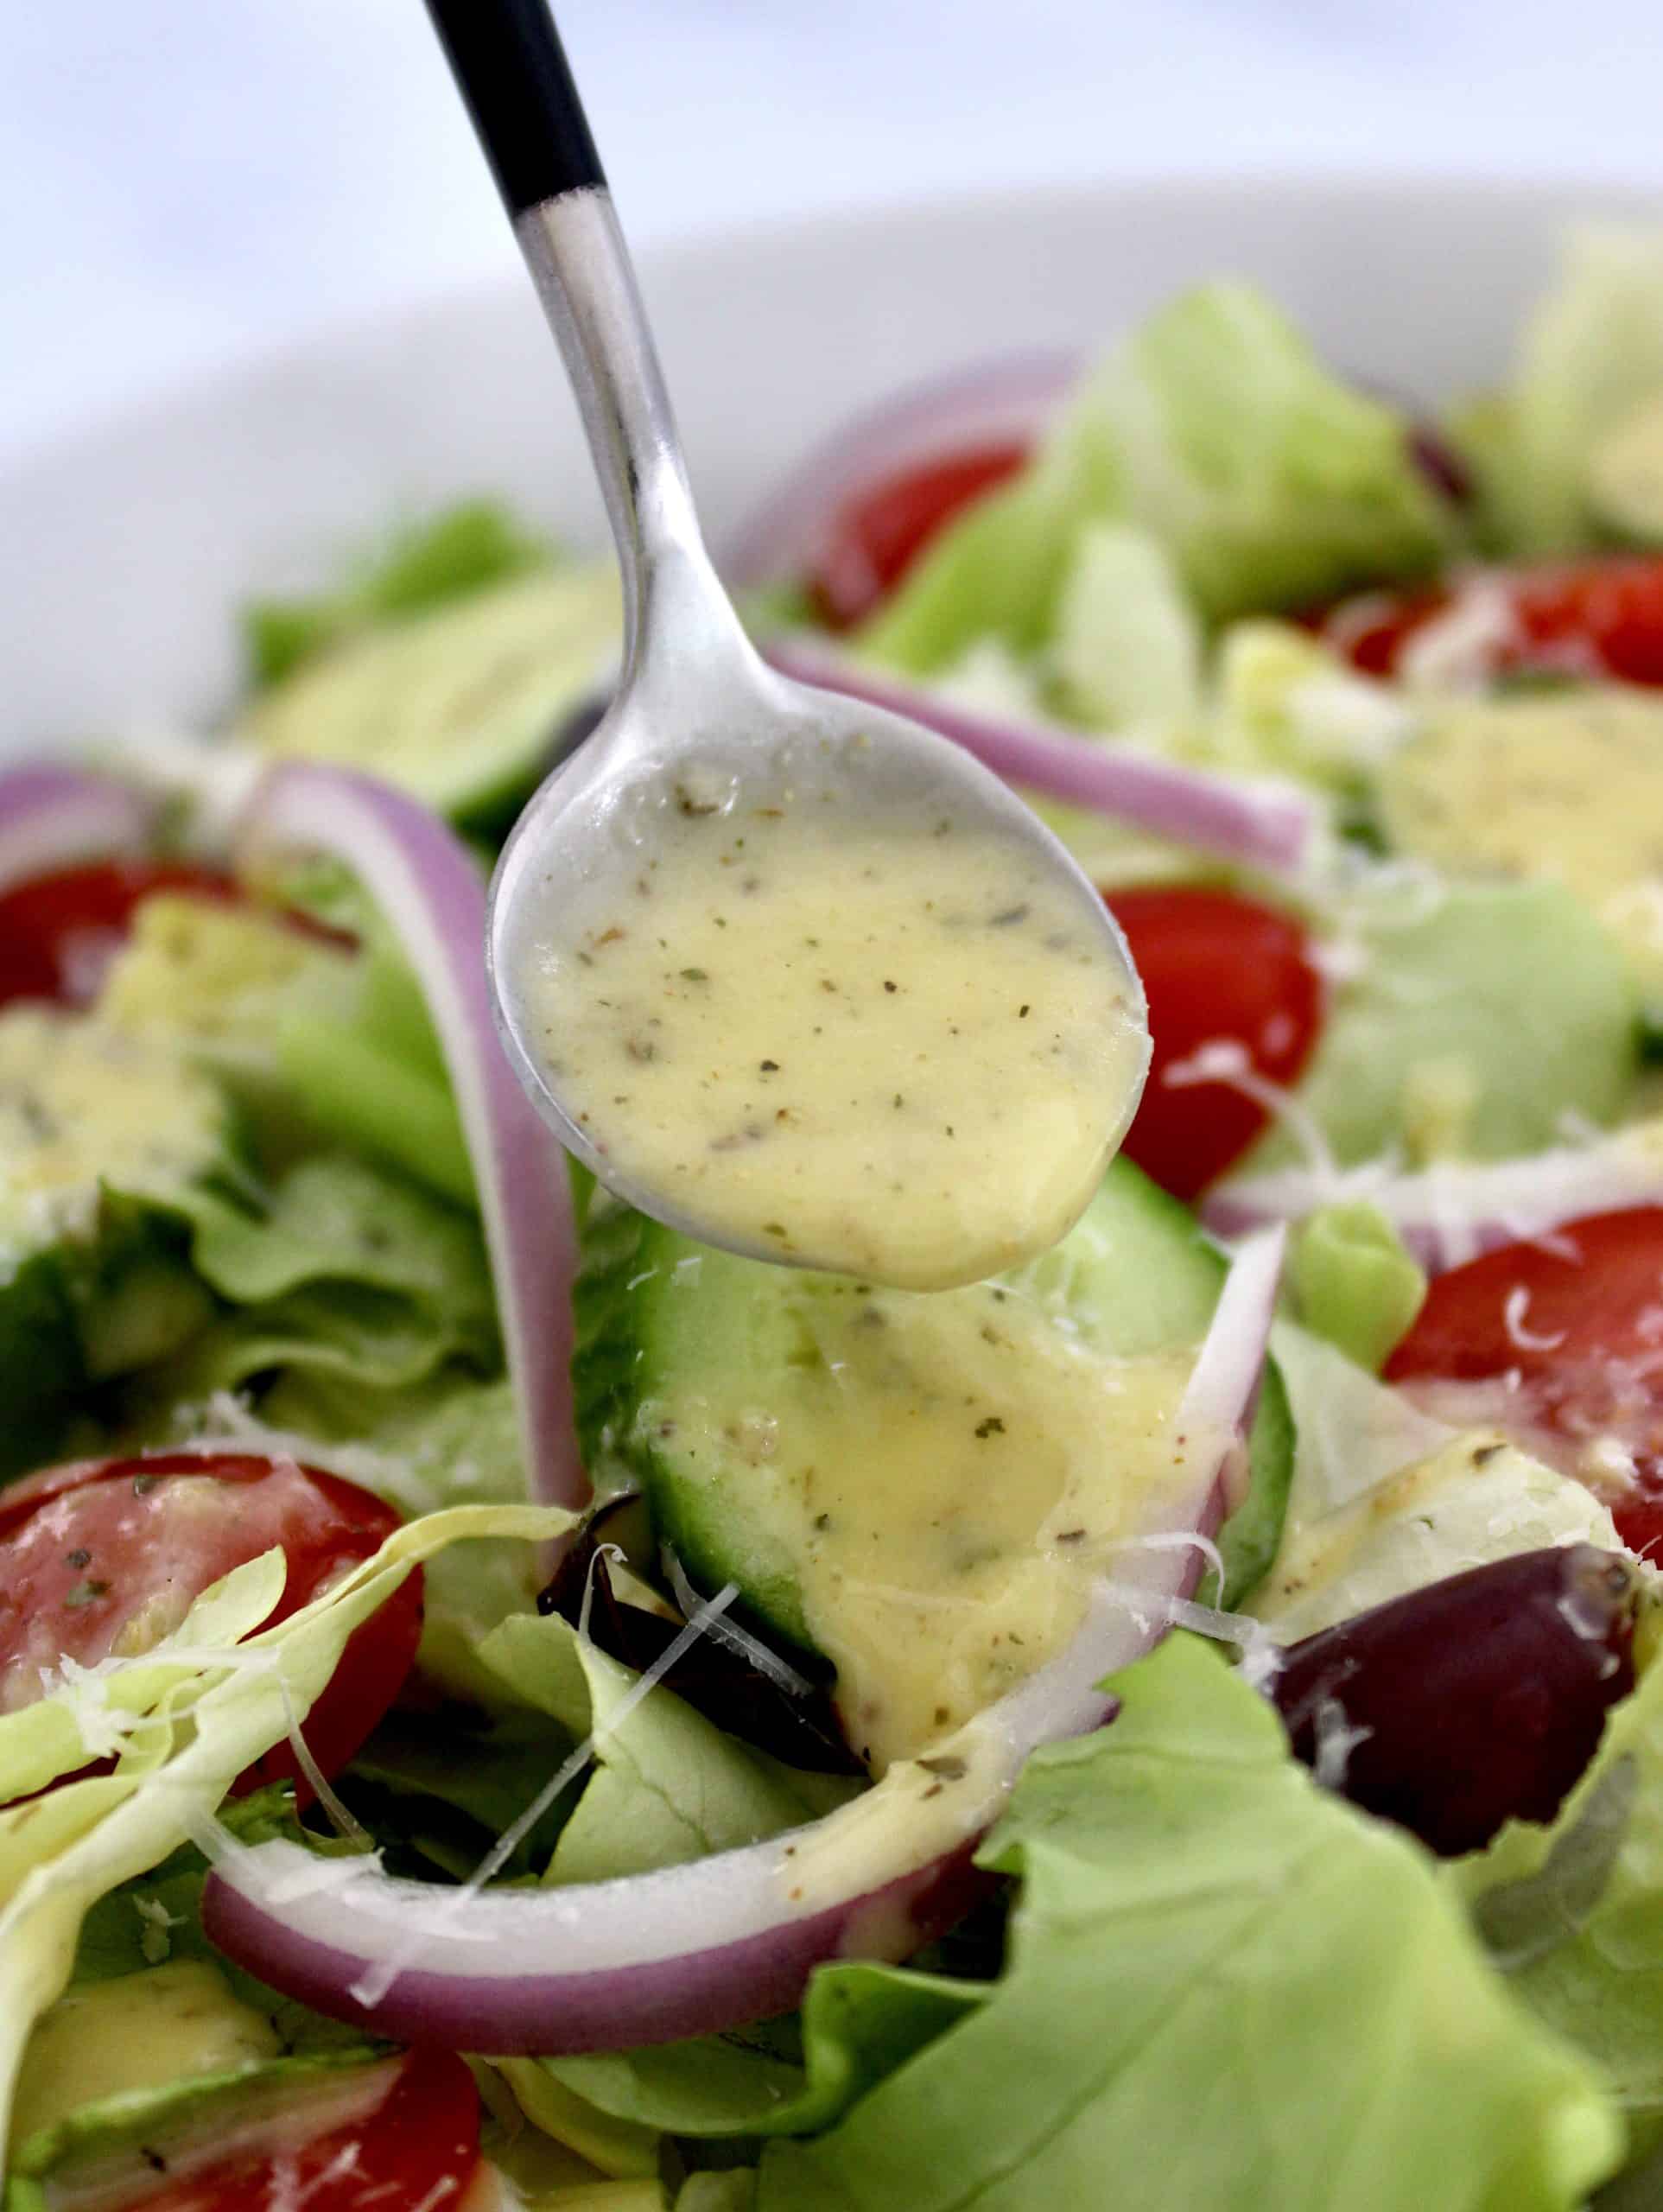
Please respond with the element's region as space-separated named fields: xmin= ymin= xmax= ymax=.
xmin=759 ymin=1635 xmax=1621 ymax=2212
xmin=479 ymin=1611 xmax=818 ymax=1885
xmin=0 ymin=1502 xmax=570 ymax=2146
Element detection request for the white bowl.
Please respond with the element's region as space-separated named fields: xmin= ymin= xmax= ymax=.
xmin=2 ymin=173 xmax=1659 ymax=756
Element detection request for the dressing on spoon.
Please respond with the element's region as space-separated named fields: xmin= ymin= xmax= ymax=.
xmin=429 ymin=0 xmax=1147 ymax=1286
xmin=511 ymin=761 xmax=1145 ymax=1291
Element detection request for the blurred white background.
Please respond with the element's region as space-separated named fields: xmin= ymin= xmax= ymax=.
xmin=3 ymin=0 xmax=1661 ymax=462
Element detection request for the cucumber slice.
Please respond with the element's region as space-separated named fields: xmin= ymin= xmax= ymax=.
xmin=0 ymin=1006 xmax=234 ymax=1476
xmin=574 ymin=1155 xmax=1294 ymax=1752
xmin=233 ymin=563 xmax=621 ymax=831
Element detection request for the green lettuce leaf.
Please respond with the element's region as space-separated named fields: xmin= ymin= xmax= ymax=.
xmin=10 ymin=1791 xmax=384 ymax=2182
xmin=98 ymin=895 xmax=472 ymax=1205
xmin=0 ymin=1500 xmax=571 ymax=2146
xmin=1289 ymin=1200 xmax=1427 ymax=1371
xmin=1050 ymin=522 xmax=1203 ymax=730
xmin=182 ymin=1154 xmax=493 ymax=1338
xmin=248 ymin=1370 xmax=543 ymax=1700
xmin=1241 ymin=877 xmax=1639 ymax=1174
xmin=479 ymin=1611 xmax=819 ymax=1885
xmin=759 ymin=1635 xmax=1621 ymax=2212
xmin=1451 ymin=1643 xmax=1663 ymax=2154
xmin=545 ymin=1969 xmax=981 ymax=2142
xmin=1249 ymin=1324 xmax=1622 ymax=1639
xmin=336 ymin=1705 xmax=580 ymax=1882
xmin=242 ymin=499 xmax=553 ymax=690
xmin=1208 ymin=617 xmax=1412 ymax=791
xmin=859 ymin=283 xmax=1456 ymax=675
xmin=1469 ymin=227 xmax=1663 ymax=556
xmin=121 ymin=1152 xmax=503 ymax=1409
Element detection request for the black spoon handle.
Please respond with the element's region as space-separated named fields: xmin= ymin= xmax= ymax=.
xmin=424 ymin=0 xmax=605 ymax=216
xmin=422 ymin=0 xmax=752 ymax=696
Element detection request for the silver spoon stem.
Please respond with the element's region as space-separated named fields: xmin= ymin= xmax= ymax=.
xmin=516 ymin=190 xmax=760 ymax=739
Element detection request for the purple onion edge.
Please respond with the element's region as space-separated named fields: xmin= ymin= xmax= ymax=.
xmin=202 ymin=1842 xmax=989 ymax=2056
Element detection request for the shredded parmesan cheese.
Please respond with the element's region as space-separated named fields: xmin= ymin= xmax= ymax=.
xmin=345 ymin=1580 xmax=742 ymax=2011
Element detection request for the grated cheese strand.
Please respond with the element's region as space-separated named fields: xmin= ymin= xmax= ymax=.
xmin=345 ymin=1580 xmax=741 ymax=2012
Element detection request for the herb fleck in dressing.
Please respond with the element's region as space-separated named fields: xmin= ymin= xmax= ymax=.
xmin=519 ymin=797 xmax=1146 ymax=1290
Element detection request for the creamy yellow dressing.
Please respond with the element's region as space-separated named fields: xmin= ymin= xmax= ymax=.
xmin=0 ymin=1007 xmax=227 ymax=1264
xmin=638 ymin=1274 xmax=1198 ymax=1771
xmin=515 ymin=791 xmax=1144 ymax=1290
xmin=1380 ymin=689 xmax=1663 ymax=994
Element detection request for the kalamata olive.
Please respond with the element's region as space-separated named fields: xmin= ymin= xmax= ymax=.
xmin=1406 ymin=423 xmax=1473 ymax=507
xmin=1272 ymin=1545 xmax=1641 ymax=1856
xmin=539 ymin=1503 xmax=860 ymax=1775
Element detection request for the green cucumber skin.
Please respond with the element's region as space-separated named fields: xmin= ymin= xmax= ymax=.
xmin=572 ymin=1157 xmax=1295 ymax=1645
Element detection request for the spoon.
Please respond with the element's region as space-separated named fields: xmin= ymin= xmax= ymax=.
xmin=425 ymin=0 xmax=1148 ymax=1290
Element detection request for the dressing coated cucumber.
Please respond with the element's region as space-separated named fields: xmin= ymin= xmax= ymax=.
xmin=574 ymin=1156 xmax=1293 ymax=1670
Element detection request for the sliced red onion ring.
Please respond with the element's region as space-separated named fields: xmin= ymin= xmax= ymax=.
xmin=724 ymin=352 xmax=1079 ymax=592
xmin=200 ymin=1233 xmax=1282 ymax=2054
xmin=767 ymin=639 xmax=1317 ymax=874
xmin=1203 ymin=1138 xmax=1663 ymax=1275
xmin=237 ymin=764 xmax=585 ymax=1512
xmin=0 ymin=763 xmax=158 ymax=895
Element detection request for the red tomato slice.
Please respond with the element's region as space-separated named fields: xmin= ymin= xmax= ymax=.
xmin=1324 ymin=556 xmax=1663 ymax=686
xmin=137 ymin=2050 xmax=481 ymax=2212
xmin=1384 ymin=1207 xmax=1663 ymax=1557
xmin=0 ymin=1451 xmax=422 ymax=1791
xmin=1103 ymin=887 xmax=1324 ymax=1202
xmin=0 ymin=861 xmax=246 ymax=1011
xmin=0 ymin=859 xmax=354 ymax=1013
xmin=809 ymin=441 xmax=1029 ymax=630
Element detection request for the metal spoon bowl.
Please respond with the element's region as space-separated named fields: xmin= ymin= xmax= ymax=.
xmin=427 ymin=4 xmax=1144 ymax=1275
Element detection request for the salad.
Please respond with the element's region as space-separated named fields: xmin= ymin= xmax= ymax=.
xmin=10 ymin=222 xmax=1663 ymax=2211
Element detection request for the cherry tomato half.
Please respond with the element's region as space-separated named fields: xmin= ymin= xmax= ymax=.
xmin=1384 ymin=1207 xmax=1663 ymax=1558
xmin=0 ymin=859 xmax=354 ymax=1014
xmin=140 ymin=2050 xmax=481 ymax=2212
xmin=0 ymin=1451 xmax=422 ymax=1791
xmin=1103 ymin=887 xmax=1324 ymax=1202
xmin=809 ymin=441 xmax=1029 ymax=631
xmin=1324 ymin=556 xmax=1663 ymax=687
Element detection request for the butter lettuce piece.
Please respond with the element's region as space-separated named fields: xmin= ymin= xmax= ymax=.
xmin=242 ymin=499 xmax=553 ymax=690
xmin=1252 ymin=1324 xmax=1623 ymax=1639
xmin=547 ymin=1967 xmax=980 ymax=2143
xmin=1268 ymin=1319 xmax=1452 ymax=1526
xmin=0 ymin=1500 xmax=570 ymax=2147
xmin=1290 ymin=1200 xmax=1427 ymax=1371
xmin=1250 ymin=1431 xmax=1624 ymax=1643
xmin=1478 ymin=226 xmax=1663 ymax=555
xmin=1211 ymin=617 xmax=1413 ymax=788
xmin=10 ymin=1804 xmax=388 ymax=2191
xmin=676 ymin=2179 xmax=757 ymax=2212
xmin=98 ymin=894 xmax=471 ymax=1205
xmin=249 ymin=1370 xmax=543 ymax=1701
xmin=858 ymin=283 xmax=1456 ymax=675
xmin=491 ymin=2058 xmax=663 ymax=2179
xmin=760 ymin=1635 xmax=1621 ymax=2212
xmin=1050 ymin=522 xmax=1203 ymax=730
xmin=479 ymin=1611 xmax=817 ymax=1885
xmin=340 ymin=1706 xmax=579 ymax=1883
xmin=181 ymin=1154 xmax=496 ymax=1355
xmin=1451 ymin=1637 xmax=1663 ymax=2158
xmin=1242 ymin=878 xmax=1639 ymax=1175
